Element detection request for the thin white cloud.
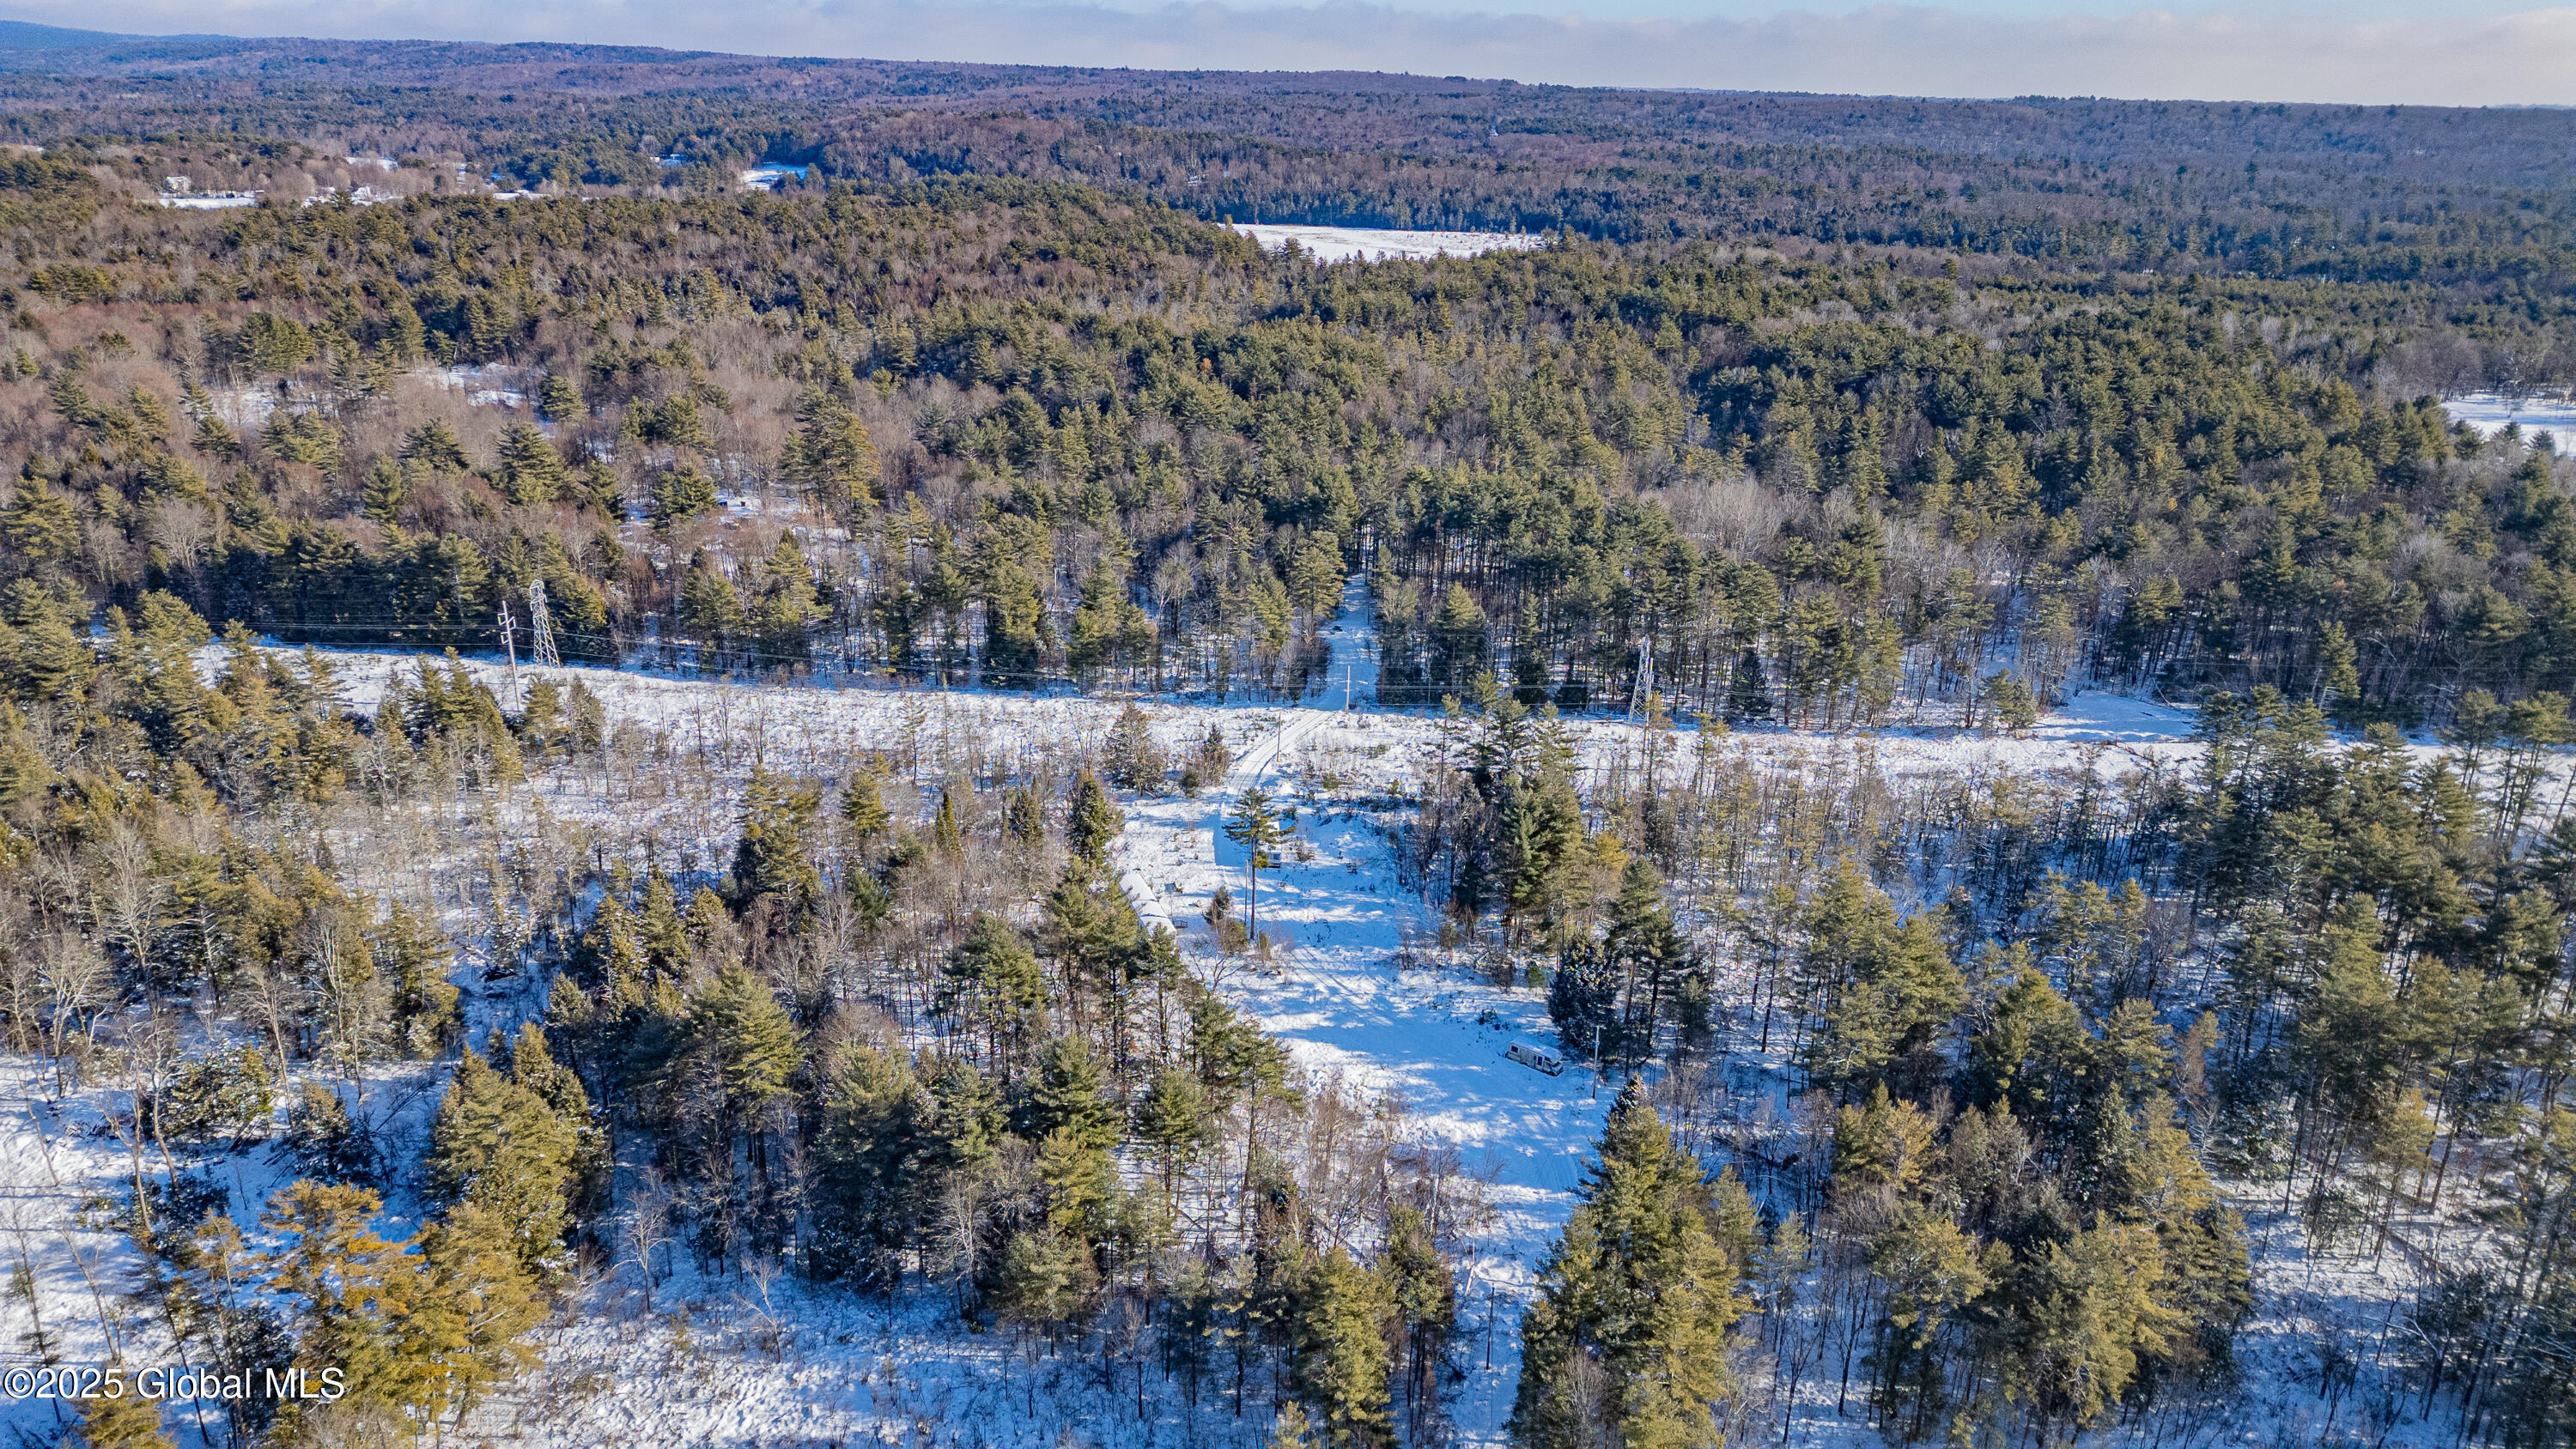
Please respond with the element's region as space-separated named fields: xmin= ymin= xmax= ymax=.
xmin=12 ymin=0 xmax=2576 ymax=106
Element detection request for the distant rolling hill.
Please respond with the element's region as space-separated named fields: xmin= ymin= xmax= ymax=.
xmin=0 ymin=19 xmax=131 ymax=48
xmin=0 ymin=16 xmax=2565 ymax=284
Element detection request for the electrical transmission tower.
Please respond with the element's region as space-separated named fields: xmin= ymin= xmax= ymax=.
xmin=528 ymin=578 xmax=560 ymax=668
xmin=1628 ymin=634 xmax=1656 ymax=719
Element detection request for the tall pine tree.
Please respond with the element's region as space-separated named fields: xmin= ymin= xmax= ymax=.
xmin=1511 ymin=1082 xmax=1749 ymax=1449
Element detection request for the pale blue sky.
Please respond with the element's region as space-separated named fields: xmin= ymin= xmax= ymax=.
xmin=8 ymin=0 xmax=2571 ymax=106
xmin=1163 ymin=0 xmax=2537 ymax=19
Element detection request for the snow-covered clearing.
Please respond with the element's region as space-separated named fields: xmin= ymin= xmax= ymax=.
xmin=204 ymin=364 xmax=538 ymax=436
xmin=1226 ymin=225 xmax=1546 ymax=264
xmin=419 ymin=361 xmax=532 ymax=410
xmin=2443 ymin=391 xmax=2576 ymax=446
xmin=0 ymin=579 xmax=2468 ymax=1447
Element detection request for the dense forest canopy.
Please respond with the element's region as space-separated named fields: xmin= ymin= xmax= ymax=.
xmin=0 ymin=27 xmax=2572 ymax=327
xmin=0 ymin=154 xmax=2564 ymax=728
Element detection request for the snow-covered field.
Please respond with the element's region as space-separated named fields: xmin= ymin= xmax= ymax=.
xmin=1226 ymin=224 xmax=1547 ymax=264
xmin=0 ymin=577 xmax=2479 ymax=1446
xmin=2443 ymin=391 xmax=2576 ymax=446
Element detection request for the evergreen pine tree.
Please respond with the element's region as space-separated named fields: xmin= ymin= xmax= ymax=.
xmin=1224 ymin=786 xmax=1293 ymax=939
xmin=536 ymin=372 xmax=584 ymax=422
xmin=3 ymin=579 xmax=94 ymax=699
xmin=1134 ymin=1065 xmax=1210 ymax=1193
xmin=355 ymin=457 xmax=410 ymax=527
xmin=1966 ymin=967 xmax=2092 ymax=1128
xmin=991 ymin=1227 xmax=1097 ymax=1342
xmin=2316 ymin=619 xmax=2361 ymax=717
xmin=425 ymin=1047 xmax=579 ymax=1276
xmin=67 ymin=1379 xmax=174 ymax=1449
xmin=1004 ymin=785 xmax=1045 ymax=843
xmin=403 ymin=1201 xmax=544 ymax=1426
xmin=1510 ymin=1082 xmax=1749 ymax=1449
xmin=1294 ymin=1247 xmax=1397 ymax=1449
xmin=0 ymin=471 xmax=76 ymax=562
xmin=839 ymin=765 xmax=891 ymax=840
xmin=813 ymin=1043 xmax=924 ymax=1287
xmin=981 ymin=553 xmax=1049 ymax=688
xmin=1068 ymin=768 xmax=1123 ymax=864
xmin=1380 ymin=1204 xmax=1456 ymax=1436
xmin=688 ymin=964 xmax=805 ymax=1132
xmin=377 ymin=902 xmax=460 ymax=1060
xmin=784 ymin=389 xmax=878 ymax=512
xmin=1603 ymin=858 xmax=1688 ymax=1045
xmin=400 ymin=419 xmax=469 ymax=470
xmin=578 ymin=894 xmax=649 ymax=1009
xmin=2010 ymin=1221 xmax=2183 ymax=1429
xmin=1428 ymin=584 xmax=1489 ymax=689
xmin=1548 ymin=937 xmax=1619 ymax=1061
xmin=679 ymin=549 xmax=744 ymax=651
xmin=1044 ymin=863 xmax=1142 ymax=1007
xmin=732 ymin=764 xmax=825 ymax=912
xmin=920 ymin=1057 xmax=1005 ymax=1179
xmin=650 ymin=462 xmax=719 ymax=528
xmin=751 ymin=534 xmax=823 ymax=663
xmin=1103 ymin=703 xmax=1168 ymax=790
xmin=1725 ymin=648 xmax=1772 ymax=723
xmin=1025 ymin=1035 xmax=1119 ymax=1150
xmin=933 ymin=788 xmax=963 ymax=856
xmin=1035 ymin=1125 xmax=1117 ymax=1240
xmin=638 ymin=871 xmax=689 ymax=980
xmin=938 ymin=912 xmax=1048 ymax=1067
xmin=2299 ymin=895 xmax=2406 ymax=1133
xmin=258 ymin=1180 xmax=424 ymax=1434
xmin=508 ymin=1025 xmax=607 ymax=1222
xmin=1813 ymin=912 xmax=1965 ymax=1100
xmin=1498 ymin=766 xmax=1585 ymax=938
xmin=495 ymin=422 xmax=568 ymax=506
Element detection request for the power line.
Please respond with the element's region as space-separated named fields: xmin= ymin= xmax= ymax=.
xmin=191 ymin=620 xmax=1340 ymax=706
xmin=496 ymin=597 xmax=520 ymax=709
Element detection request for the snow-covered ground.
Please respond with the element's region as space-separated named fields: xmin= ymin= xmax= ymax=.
xmin=266 ymin=586 xmax=2240 ymax=1444
xmin=1122 ymin=706 xmax=1604 ymax=1434
xmin=204 ymin=364 xmax=537 ymax=435
xmin=1227 ymin=224 xmax=1547 ymax=264
xmin=2443 ymin=391 xmax=2576 ymax=446
xmin=419 ymin=361 xmax=533 ymax=410
xmin=0 ymin=578 xmax=2484 ymax=1446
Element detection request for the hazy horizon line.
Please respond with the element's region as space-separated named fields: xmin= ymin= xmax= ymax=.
xmin=2 ymin=2 xmax=2571 ymax=107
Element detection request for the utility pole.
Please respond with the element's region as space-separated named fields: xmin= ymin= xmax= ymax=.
xmin=498 ymin=599 xmax=520 ymax=710
xmin=528 ymin=578 xmax=560 ymax=668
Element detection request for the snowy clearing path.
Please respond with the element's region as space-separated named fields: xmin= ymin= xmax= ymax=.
xmin=0 ymin=591 xmax=2493 ymax=1446
xmin=1103 ymin=681 xmax=1611 ymax=1436
xmin=228 ymin=591 xmax=2484 ymax=1448
xmin=277 ymin=578 xmax=2223 ymax=1443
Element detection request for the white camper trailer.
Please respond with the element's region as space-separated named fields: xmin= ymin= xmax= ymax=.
xmin=1506 ymin=1040 xmax=1565 ymax=1076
